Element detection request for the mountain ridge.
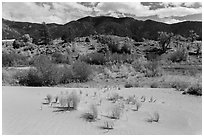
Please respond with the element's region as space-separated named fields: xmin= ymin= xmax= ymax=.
xmin=2 ymin=16 xmax=202 ymax=41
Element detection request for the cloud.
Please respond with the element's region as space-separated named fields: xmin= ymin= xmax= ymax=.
xmin=2 ymin=2 xmax=93 ymax=24
xmin=163 ymin=18 xmax=186 ymax=24
xmin=2 ymin=2 xmax=202 ymax=24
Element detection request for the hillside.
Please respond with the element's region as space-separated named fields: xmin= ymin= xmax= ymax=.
xmin=2 ymin=16 xmax=202 ymax=41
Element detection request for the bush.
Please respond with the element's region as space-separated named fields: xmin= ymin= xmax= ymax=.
xmin=58 ymin=66 xmax=73 ymax=84
xmin=2 ymin=68 xmax=16 ymax=85
xmin=186 ymin=83 xmax=202 ymax=96
xmin=2 ymin=52 xmax=28 ymax=67
xmin=52 ymin=52 xmax=71 ymax=64
xmin=81 ymin=52 xmax=107 ymax=65
xmin=17 ymin=55 xmax=61 ymax=86
xmin=72 ymin=61 xmax=92 ymax=82
xmin=17 ymin=68 xmax=44 ymax=86
xmin=168 ymin=48 xmax=188 ymax=62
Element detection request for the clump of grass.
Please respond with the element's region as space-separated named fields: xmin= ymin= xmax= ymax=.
xmin=81 ymin=104 xmax=98 ymax=122
xmin=146 ymin=112 xmax=160 ymax=123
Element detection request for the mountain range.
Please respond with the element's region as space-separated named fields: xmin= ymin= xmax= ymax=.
xmin=2 ymin=16 xmax=202 ymax=42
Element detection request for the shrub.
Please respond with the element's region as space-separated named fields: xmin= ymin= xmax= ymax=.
xmin=144 ymin=60 xmax=162 ymax=77
xmin=185 ymin=83 xmax=202 ymax=96
xmin=52 ymin=52 xmax=71 ymax=64
xmin=2 ymin=68 xmax=16 ymax=85
xmin=72 ymin=61 xmax=92 ymax=82
xmin=2 ymin=52 xmax=28 ymax=67
xmin=171 ymin=81 xmax=190 ymax=91
xmin=58 ymin=66 xmax=73 ymax=84
xmin=81 ymin=52 xmax=107 ymax=65
xmin=168 ymin=48 xmax=188 ymax=62
xmin=124 ymin=83 xmax=133 ymax=88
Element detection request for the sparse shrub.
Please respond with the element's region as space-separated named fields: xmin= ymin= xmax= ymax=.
xmin=71 ymin=61 xmax=92 ymax=82
xmin=81 ymin=104 xmax=98 ymax=122
xmin=186 ymin=83 xmax=202 ymax=96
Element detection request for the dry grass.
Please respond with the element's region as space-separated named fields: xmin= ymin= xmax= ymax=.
xmin=110 ymin=104 xmax=124 ymax=119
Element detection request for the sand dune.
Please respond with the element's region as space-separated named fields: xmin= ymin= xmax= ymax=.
xmin=2 ymin=86 xmax=202 ymax=135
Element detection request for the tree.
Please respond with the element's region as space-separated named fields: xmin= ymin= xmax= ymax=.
xmin=188 ymin=30 xmax=201 ymax=56
xmin=39 ymin=22 xmax=51 ymax=45
xmin=158 ymin=32 xmax=174 ymax=53
xmin=188 ymin=30 xmax=199 ymax=42
xmin=173 ymin=34 xmax=187 ymax=49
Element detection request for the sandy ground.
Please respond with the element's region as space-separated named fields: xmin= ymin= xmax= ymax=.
xmin=2 ymin=86 xmax=202 ymax=135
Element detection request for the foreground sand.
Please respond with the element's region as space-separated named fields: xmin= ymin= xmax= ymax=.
xmin=2 ymin=86 xmax=202 ymax=135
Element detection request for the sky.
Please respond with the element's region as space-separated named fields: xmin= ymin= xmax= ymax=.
xmin=2 ymin=2 xmax=202 ymax=24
